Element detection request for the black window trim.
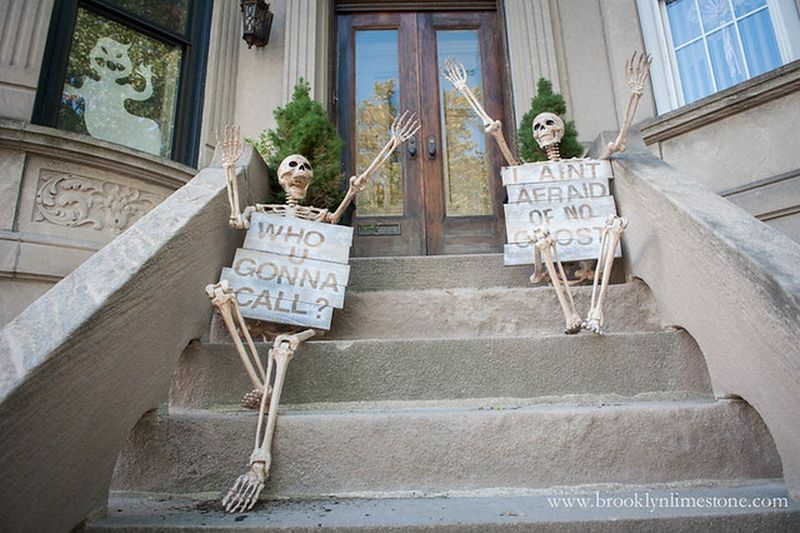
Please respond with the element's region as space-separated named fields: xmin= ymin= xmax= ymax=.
xmin=32 ymin=0 xmax=212 ymax=168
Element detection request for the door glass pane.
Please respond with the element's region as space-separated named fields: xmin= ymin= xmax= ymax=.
xmin=739 ymin=9 xmax=782 ymax=77
xmin=666 ymin=0 xmax=701 ymax=47
xmin=436 ymin=30 xmax=491 ymax=217
xmin=698 ymin=0 xmax=733 ymax=31
xmin=676 ymin=40 xmax=714 ymax=103
xmin=56 ymin=7 xmax=182 ymax=158
xmin=707 ymin=26 xmax=747 ymax=90
xmin=105 ymin=0 xmax=190 ymax=34
xmin=355 ymin=30 xmax=403 ymax=216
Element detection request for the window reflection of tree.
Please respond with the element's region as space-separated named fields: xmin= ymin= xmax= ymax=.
xmin=442 ymin=86 xmax=490 ymax=216
xmin=355 ymin=79 xmax=403 ymax=216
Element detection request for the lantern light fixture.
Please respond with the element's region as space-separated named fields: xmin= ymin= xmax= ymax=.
xmin=240 ymin=0 xmax=273 ymax=49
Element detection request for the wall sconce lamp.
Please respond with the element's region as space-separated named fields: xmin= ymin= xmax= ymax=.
xmin=240 ymin=0 xmax=273 ymax=49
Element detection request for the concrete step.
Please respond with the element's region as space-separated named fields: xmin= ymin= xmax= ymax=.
xmin=171 ymin=330 xmax=711 ymax=408
xmin=210 ymin=280 xmax=654 ymax=342
xmin=90 ymin=482 xmax=800 ymax=532
xmin=112 ymin=398 xmax=781 ymax=498
xmin=345 ymin=253 xmax=624 ymax=292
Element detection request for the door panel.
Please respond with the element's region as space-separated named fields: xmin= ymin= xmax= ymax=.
xmin=420 ymin=11 xmax=507 ymax=254
xmin=338 ymin=13 xmax=425 ymax=256
xmin=337 ymin=9 xmax=509 ymax=256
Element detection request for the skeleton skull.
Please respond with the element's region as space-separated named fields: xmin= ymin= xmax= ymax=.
xmin=277 ymin=155 xmax=313 ymax=201
xmin=532 ymin=112 xmax=565 ymax=149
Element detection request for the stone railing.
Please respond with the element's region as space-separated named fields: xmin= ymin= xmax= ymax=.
xmin=0 ymin=120 xmax=197 ymax=326
xmin=609 ymin=144 xmax=800 ymax=499
xmin=0 ymin=145 xmax=268 ymax=531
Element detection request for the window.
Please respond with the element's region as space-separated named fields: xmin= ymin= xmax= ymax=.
xmin=33 ymin=0 xmax=212 ymax=166
xmin=637 ymin=0 xmax=800 ymax=111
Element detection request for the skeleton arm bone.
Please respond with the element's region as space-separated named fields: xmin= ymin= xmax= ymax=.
xmin=215 ymin=125 xmax=247 ymax=228
xmin=327 ymin=112 xmax=420 ymax=224
xmin=441 ymin=58 xmax=518 ymax=166
xmin=600 ymin=52 xmax=652 ymax=160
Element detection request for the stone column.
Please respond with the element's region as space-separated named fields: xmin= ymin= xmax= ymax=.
xmin=282 ymin=0 xmax=331 ymax=106
xmin=0 ymin=0 xmax=55 ymax=120
xmin=198 ymin=0 xmax=241 ymax=167
xmin=503 ymin=0 xmax=560 ymax=122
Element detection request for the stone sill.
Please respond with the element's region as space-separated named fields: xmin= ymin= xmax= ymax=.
xmin=0 ymin=119 xmax=196 ymax=190
xmin=641 ymin=59 xmax=800 ymax=144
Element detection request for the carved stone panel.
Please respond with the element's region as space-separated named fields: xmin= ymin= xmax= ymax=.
xmin=16 ymin=154 xmax=171 ymax=244
xmin=33 ymin=170 xmax=163 ymax=234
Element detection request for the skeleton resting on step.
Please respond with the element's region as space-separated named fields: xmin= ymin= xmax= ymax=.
xmin=206 ymin=113 xmax=419 ymax=513
xmin=442 ymin=52 xmax=651 ymax=334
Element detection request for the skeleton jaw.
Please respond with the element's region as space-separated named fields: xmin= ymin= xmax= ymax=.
xmin=284 ymin=171 xmax=311 ymax=201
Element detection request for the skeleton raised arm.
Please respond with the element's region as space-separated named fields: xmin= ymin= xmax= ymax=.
xmin=216 ymin=125 xmax=247 ymax=229
xmin=441 ymin=58 xmax=518 ymax=166
xmin=600 ymin=51 xmax=652 ymax=160
xmin=326 ymin=111 xmax=420 ymax=224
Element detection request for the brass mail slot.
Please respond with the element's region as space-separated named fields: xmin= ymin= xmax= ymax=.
xmin=358 ymin=223 xmax=402 ymax=236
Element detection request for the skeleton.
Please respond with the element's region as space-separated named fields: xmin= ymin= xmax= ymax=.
xmin=443 ymin=52 xmax=651 ymax=335
xmin=208 ymin=112 xmax=419 ymax=512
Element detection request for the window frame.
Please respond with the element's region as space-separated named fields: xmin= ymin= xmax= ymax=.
xmin=637 ymin=0 xmax=800 ymax=113
xmin=32 ymin=0 xmax=212 ymax=167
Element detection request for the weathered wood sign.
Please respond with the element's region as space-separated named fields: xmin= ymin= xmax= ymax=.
xmin=219 ymin=212 xmax=354 ymax=329
xmin=501 ymin=159 xmax=621 ymax=266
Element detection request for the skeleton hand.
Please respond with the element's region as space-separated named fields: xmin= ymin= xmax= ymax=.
xmin=216 ymin=124 xmax=245 ymax=168
xmin=625 ymin=51 xmax=652 ymax=95
xmin=441 ymin=57 xmax=468 ymax=92
xmin=222 ymin=460 xmax=268 ymax=513
xmin=390 ymin=110 xmax=421 ymax=147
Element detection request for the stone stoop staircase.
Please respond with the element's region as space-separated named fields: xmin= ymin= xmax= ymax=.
xmin=89 ymin=255 xmax=800 ymax=532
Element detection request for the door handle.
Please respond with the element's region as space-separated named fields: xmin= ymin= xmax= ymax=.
xmin=427 ymin=135 xmax=437 ymax=158
xmin=407 ymin=137 xmax=417 ymax=159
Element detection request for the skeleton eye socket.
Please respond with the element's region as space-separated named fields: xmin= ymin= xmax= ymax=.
xmin=534 ymin=123 xmax=542 ymax=130
xmin=288 ymin=161 xmax=298 ymax=168
xmin=546 ymin=119 xmax=555 ymax=126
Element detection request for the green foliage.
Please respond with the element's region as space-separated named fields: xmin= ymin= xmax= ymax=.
xmin=517 ymin=78 xmax=583 ymax=162
xmin=250 ymin=79 xmax=345 ymax=210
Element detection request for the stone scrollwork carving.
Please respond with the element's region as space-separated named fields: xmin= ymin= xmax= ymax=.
xmin=34 ymin=170 xmax=163 ymax=234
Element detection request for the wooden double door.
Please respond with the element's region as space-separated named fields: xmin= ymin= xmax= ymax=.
xmin=337 ymin=9 xmax=510 ymax=256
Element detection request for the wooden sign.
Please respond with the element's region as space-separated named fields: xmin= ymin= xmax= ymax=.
xmin=501 ymin=159 xmax=620 ymax=266
xmin=504 ymin=196 xmax=618 ymax=238
xmin=501 ymin=159 xmax=612 ymax=185
xmin=229 ymin=248 xmax=349 ymax=308
xmin=506 ymin=178 xmax=609 ymax=205
xmin=221 ymin=268 xmax=336 ymax=329
xmin=243 ymin=212 xmax=354 ymax=264
xmin=221 ymin=212 xmax=354 ymax=329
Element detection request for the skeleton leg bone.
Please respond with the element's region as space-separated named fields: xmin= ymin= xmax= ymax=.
xmin=222 ymin=329 xmax=317 ymax=513
xmin=583 ymin=216 xmax=628 ymax=334
xmin=206 ymin=281 xmax=269 ymax=410
xmin=532 ymin=229 xmax=582 ymax=334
